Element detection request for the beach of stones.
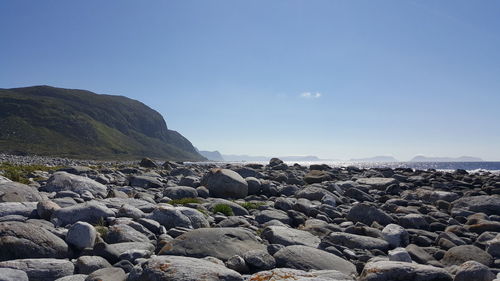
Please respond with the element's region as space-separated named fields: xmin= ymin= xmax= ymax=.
xmin=0 ymin=156 xmax=499 ymax=281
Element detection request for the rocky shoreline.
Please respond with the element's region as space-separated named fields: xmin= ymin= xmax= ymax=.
xmin=0 ymin=156 xmax=499 ymax=281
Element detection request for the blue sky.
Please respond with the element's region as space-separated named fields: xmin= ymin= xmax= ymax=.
xmin=1 ymin=0 xmax=499 ymax=160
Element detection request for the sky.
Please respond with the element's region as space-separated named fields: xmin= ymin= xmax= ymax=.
xmin=1 ymin=0 xmax=499 ymax=161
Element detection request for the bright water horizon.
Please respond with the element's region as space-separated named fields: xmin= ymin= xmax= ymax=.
xmin=190 ymin=161 xmax=500 ymax=173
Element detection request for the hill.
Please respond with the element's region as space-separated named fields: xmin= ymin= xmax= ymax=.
xmin=410 ymin=155 xmax=483 ymax=162
xmin=0 ymin=85 xmax=205 ymax=161
xmin=198 ymin=150 xmax=225 ymax=161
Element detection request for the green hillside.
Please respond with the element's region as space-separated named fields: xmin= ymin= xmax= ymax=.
xmin=0 ymin=86 xmax=205 ymax=161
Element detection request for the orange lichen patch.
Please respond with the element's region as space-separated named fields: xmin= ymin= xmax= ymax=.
xmin=158 ymin=263 xmax=170 ymax=271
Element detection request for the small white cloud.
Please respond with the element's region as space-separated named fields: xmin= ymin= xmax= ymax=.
xmin=300 ymin=92 xmax=322 ymax=99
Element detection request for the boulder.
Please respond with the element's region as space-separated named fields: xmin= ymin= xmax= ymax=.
xmin=356 ymin=177 xmax=397 ymax=190
xmin=0 ymin=202 xmax=37 ymax=217
xmin=37 ymin=200 xmax=61 ymax=220
xmin=202 ymin=169 xmax=248 ymax=199
xmin=0 ymin=268 xmax=29 ymax=281
xmin=84 ymin=267 xmax=126 ymax=281
xmin=147 ymin=205 xmax=209 ymax=230
xmin=159 ymin=227 xmax=266 ymax=261
xmin=0 ymin=258 xmax=75 ymax=281
xmin=453 ymin=260 xmax=495 ymax=281
xmin=243 ymin=250 xmax=276 ymax=270
xmin=127 ymin=255 xmax=243 ymax=281
xmin=274 ymin=245 xmax=357 ymax=276
xmin=382 ymin=224 xmax=409 ymax=248
xmin=55 ymin=275 xmax=87 ymax=281
xmin=255 ymin=209 xmax=290 ymax=225
xmin=0 ymin=182 xmax=43 ymax=202
xmin=261 ymin=225 xmax=321 ymax=248
xmin=359 ymin=261 xmax=452 ymax=281
xmin=347 ymin=203 xmax=394 ymax=226
xmin=105 ymin=224 xmax=150 ymax=244
xmin=296 ymin=186 xmax=335 ymax=201
xmin=452 ymin=195 xmax=500 ymax=216
xmin=163 ymin=186 xmax=198 ymax=199
xmin=441 ymin=245 xmax=493 ymax=267
xmin=129 ymin=175 xmax=162 ymax=188
xmin=51 ymin=201 xmax=114 ymax=226
xmin=74 ymin=256 xmax=111 ymax=275
xmin=66 ymin=222 xmax=96 ymax=250
xmin=322 ymin=232 xmax=390 ymax=251
xmin=0 ymin=221 xmax=68 ymax=261
xmin=304 ymin=170 xmax=332 ymax=184
xmin=248 ymin=268 xmax=354 ymax=281
xmin=44 ymin=172 xmax=107 ymax=197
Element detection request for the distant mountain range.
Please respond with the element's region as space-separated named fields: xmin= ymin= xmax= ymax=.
xmin=409 ymin=155 xmax=483 ymax=162
xmin=0 ymin=86 xmax=205 ymax=161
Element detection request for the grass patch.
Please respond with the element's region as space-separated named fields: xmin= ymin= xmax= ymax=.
xmin=212 ymin=204 xmax=234 ymax=216
xmin=239 ymin=202 xmax=266 ymax=210
xmin=0 ymin=162 xmax=61 ymax=184
xmin=168 ymin=198 xmax=201 ymax=205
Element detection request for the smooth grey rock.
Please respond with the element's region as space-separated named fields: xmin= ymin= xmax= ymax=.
xmin=255 ymin=209 xmax=290 ymax=225
xmin=398 ymin=214 xmax=430 ymax=230
xmin=452 ymin=195 xmax=500 ymax=216
xmin=159 ymin=227 xmax=266 ymax=261
xmin=487 ymin=234 xmax=500 ymax=258
xmin=105 ymin=224 xmax=150 ymax=243
xmin=0 ymin=182 xmax=43 ymax=202
xmin=261 ymin=225 xmax=321 ymax=247
xmin=100 ymin=198 xmax=155 ymax=213
xmin=0 ymin=268 xmax=29 ymax=281
xmin=107 ymin=242 xmax=155 ymax=256
xmin=163 ymin=186 xmax=198 ymax=199
xmin=84 ymin=267 xmax=126 ymax=281
xmin=359 ymin=261 xmax=452 ymax=281
xmin=55 ymin=275 xmax=87 ymax=281
xmin=296 ymin=186 xmax=335 ymax=201
xmin=323 ymin=232 xmax=390 ymax=251
xmin=0 ymin=176 xmax=11 ymax=184
xmin=116 ymin=204 xmax=144 ymax=220
xmin=356 ymin=177 xmax=397 ymax=190
xmin=442 ymin=245 xmax=494 ymax=267
xmin=147 ymin=204 xmax=209 ymax=230
xmin=44 ymin=172 xmax=107 ymax=197
xmin=0 ymin=221 xmax=68 ymax=261
xmin=453 ymin=260 xmax=495 ymax=281
xmin=75 ymin=256 xmax=111 ymax=275
xmin=382 ymin=224 xmax=409 ymax=248
xmin=129 ymin=175 xmax=162 ymax=188
xmin=0 ymin=258 xmax=74 ymax=281
xmin=207 ymin=198 xmax=249 ymax=216
xmin=128 ymin=255 xmax=243 ymax=281
xmin=37 ymin=200 xmax=61 ymax=220
xmin=243 ymin=250 xmax=276 ymax=270
xmin=51 ymin=201 xmax=114 ymax=226
xmin=0 ymin=202 xmax=37 ymax=217
xmin=347 ymin=203 xmax=394 ymax=226
xmin=66 ymin=222 xmax=96 ymax=250
xmin=246 ymin=177 xmax=261 ymax=195
xmin=202 ymin=168 xmax=248 ymax=199
xmin=248 ymin=268 xmax=354 ymax=281
xmin=388 ymin=248 xmax=412 ymax=262
xmin=225 ymin=255 xmax=249 ymax=273
xmin=274 ymin=245 xmax=357 ymax=276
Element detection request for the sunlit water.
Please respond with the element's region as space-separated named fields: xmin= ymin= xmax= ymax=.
xmin=188 ymin=161 xmax=500 ymax=173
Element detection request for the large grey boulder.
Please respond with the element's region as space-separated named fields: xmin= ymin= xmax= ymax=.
xmin=248 ymin=268 xmax=354 ymax=281
xmin=274 ymin=245 xmax=357 ymax=276
xmin=37 ymin=200 xmax=61 ymax=220
xmin=51 ymin=202 xmax=114 ymax=226
xmin=0 ymin=258 xmax=75 ymax=281
xmin=147 ymin=204 xmax=209 ymax=230
xmin=66 ymin=222 xmax=96 ymax=250
xmin=159 ymin=227 xmax=266 ymax=261
xmin=382 ymin=224 xmax=409 ymax=248
xmin=206 ymin=199 xmax=249 ymax=216
xmin=128 ymin=255 xmax=243 ymax=281
xmin=129 ymin=175 xmax=162 ymax=188
xmin=163 ymin=186 xmax=198 ymax=199
xmin=84 ymin=267 xmax=126 ymax=281
xmin=55 ymin=275 xmax=87 ymax=281
xmin=0 ymin=182 xmax=43 ymax=202
xmin=74 ymin=256 xmax=111 ymax=275
xmin=322 ymin=232 xmax=390 ymax=251
xmin=0 ymin=268 xmax=29 ymax=281
xmin=261 ymin=225 xmax=321 ymax=247
xmin=296 ymin=186 xmax=335 ymax=201
xmin=0 ymin=221 xmax=68 ymax=261
xmin=0 ymin=202 xmax=37 ymax=217
xmin=202 ymin=169 xmax=248 ymax=199
xmin=105 ymin=224 xmax=150 ymax=244
xmin=255 ymin=209 xmax=290 ymax=225
xmin=44 ymin=172 xmax=107 ymax=197
xmin=452 ymin=195 xmax=500 ymax=216
xmin=347 ymin=203 xmax=394 ymax=226
xmin=453 ymin=260 xmax=495 ymax=281
xmin=441 ymin=245 xmax=494 ymax=267
xmin=100 ymin=198 xmax=156 ymax=212
xmin=359 ymin=261 xmax=452 ymax=281
xmin=356 ymin=177 xmax=397 ymax=190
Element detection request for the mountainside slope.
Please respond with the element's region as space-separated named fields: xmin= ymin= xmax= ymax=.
xmin=0 ymin=85 xmax=205 ymax=161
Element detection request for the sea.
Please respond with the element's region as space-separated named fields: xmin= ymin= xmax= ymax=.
xmin=190 ymin=161 xmax=500 ymax=173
